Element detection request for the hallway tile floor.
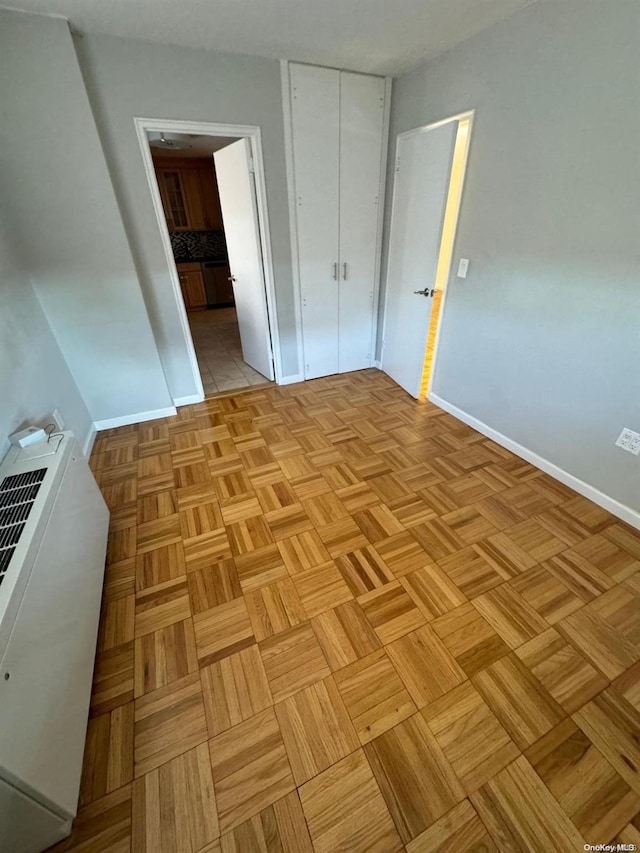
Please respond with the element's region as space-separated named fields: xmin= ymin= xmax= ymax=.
xmin=188 ymin=307 xmax=272 ymax=395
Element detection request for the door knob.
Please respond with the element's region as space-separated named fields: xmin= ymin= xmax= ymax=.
xmin=414 ymin=288 xmax=434 ymax=297
xmin=228 ymin=276 xmax=237 ymax=282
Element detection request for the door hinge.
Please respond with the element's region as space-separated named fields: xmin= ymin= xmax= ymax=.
xmin=248 ymin=155 xmax=255 ymax=174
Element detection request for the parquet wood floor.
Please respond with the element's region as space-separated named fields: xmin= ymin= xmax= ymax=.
xmin=49 ymin=370 xmax=640 ymax=852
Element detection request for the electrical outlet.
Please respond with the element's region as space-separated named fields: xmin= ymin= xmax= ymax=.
xmin=52 ymin=409 xmax=65 ymax=430
xmin=615 ymin=427 xmax=640 ymax=456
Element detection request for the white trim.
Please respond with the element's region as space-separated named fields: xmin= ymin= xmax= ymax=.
xmin=380 ymin=110 xmax=475 ymax=380
xmin=94 ymin=406 xmax=177 ymax=432
xmin=373 ymin=360 xmax=382 ymax=369
xmin=278 ymin=373 xmax=305 ymax=386
xmin=430 ymin=393 xmax=640 ymax=531
xmin=280 ymin=60 xmax=306 ymax=382
xmin=82 ymin=423 xmax=97 ymax=458
xmin=174 ymin=393 xmax=205 ymax=407
xmin=133 ymin=118 xmax=282 ymax=395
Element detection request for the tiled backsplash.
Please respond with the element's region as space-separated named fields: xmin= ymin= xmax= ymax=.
xmin=170 ymin=230 xmax=227 ymax=263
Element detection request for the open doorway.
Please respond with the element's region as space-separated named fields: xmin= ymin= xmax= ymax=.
xmin=135 ymin=119 xmax=280 ymax=399
xmin=381 ymin=112 xmax=473 ymax=399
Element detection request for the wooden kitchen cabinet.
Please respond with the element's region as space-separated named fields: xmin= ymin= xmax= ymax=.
xmin=177 ymin=264 xmax=207 ymax=310
xmin=154 ymin=157 xmax=223 ymax=231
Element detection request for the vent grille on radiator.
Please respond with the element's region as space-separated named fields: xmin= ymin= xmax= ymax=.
xmin=0 ymin=469 xmax=47 ymax=585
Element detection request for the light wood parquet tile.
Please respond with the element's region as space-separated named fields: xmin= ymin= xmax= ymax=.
xmin=193 ymin=597 xmax=255 ymax=668
xmin=311 ymin=600 xmax=381 ymax=671
xmin=526 ymin=718 xmax=640 ymax=842
xmin=472 ymin=583 xmax=549 ymax=649
xmin=80 ymin=704 xmax=134 ymax=806
xmin=90 ymin=640 xmax=135 ymax=718
xmin=471 ymin=756 xmax=586 ymax=851
xmin=277 ymin=529 xmax=331 ymax=574
xmin=276 ymin=676 xmax=359 ymax=785
xmin=423 ymin=680 xmax=519 ymax=794
xmin=437 ymin=547 xmax=505 ymax=598
xmin=335 ymin=545 xmax=395 ymax=595
xmin=573 ymin=689 xmax=640 ymax=796
xmin=559 ymin=585 xmax=640 ymax=679
xmin=375 ymin=531 xmax=432 ymax=577
xmin=134 ymin=672 xmax=208 ymax=777
xmin=293 ymin=560 xmax=353 ymax=618
xmin=406 ymin=799 xmax=497 ymax=853
xmin=260 ymin=622 xmax=331 ymax=703
xmin=245 ymin=577 xmax=306 ymax=640
xmin=135 ymin=543 xmax=185 ymax=591
xmin=515 ymin=627 xmax=607 ymax=714
xmin=234 ymin=543 xmax=288 ymax=591
xmin=510 ymin=563 xmax=584 ymax=624
xmin=299 ymin=749 xmax=402 ymax=853
xmin=399 ymin=564 xmax=467 ymax=620
xmin=359 ymin=580 xmax=426 ymax=644
xmin=183 ymin=529 xmax=233 ymax=572
xmin=220 ymin=791 xmax=313 ymax=853
xmin=134 ymin=619 xmax=198 ymax=698
xmin=432 ymin=602 xmax=510 ymax=677
xmin=132 ymin=742 xmax=218 ymax=853
xmin=472 ymin=653 xmax=565 ymax=750
xmin=209 ymin=707 xmax=295 ymax=833
xmin=99 ymin=595 xmax=135 ymax=652
xmin=73 ymin=370 xmax=640 ymax=853
xmin=316 ymin=516 xmax=369 ymax=557
xmin=333 ymin=648 xmax=417 ymax=744
xmin=134 ymin=577 xmax=191 ymax=638
xmin=48 ymin=785 xmax=132 ymax=853
xmin=387 ymin=625 xmax=465 ymax=707
xmin=612 ymin=660 xmax=640 ymax=712
xmin=201 ymin=645 xmax=272 ymax=737
xmin=364 ymin=712 xmax=464 ymax=844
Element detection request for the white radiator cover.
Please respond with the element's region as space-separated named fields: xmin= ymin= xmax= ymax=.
xmin=0 ymin=433 xmax=109 ymax=853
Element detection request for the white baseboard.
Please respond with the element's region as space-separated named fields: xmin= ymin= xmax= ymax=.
xmin=429 ymin=393 xmax=640 ymax=531
xmin=174 ymin=394 xmax=204 ymax=407
xmin=82 ymin=423 xmax=97 ymax=458
xmin=278 ymin=373 xmax=305 ymax=386
xmin=93 ymin=406 xmax=177 ymax=432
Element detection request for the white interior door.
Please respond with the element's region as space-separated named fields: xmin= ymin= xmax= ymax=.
xmin=290 ymin=63 xmax=341 ymax=380
xmin=338 ymin=71 xmax=385 ymax=373
xmin=214 ymin=138 xmax=274 ymax=380
xmin=382 ymin=123 xmax=457 ymax=397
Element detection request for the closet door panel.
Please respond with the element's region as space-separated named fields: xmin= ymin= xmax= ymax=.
xmin=290 ymin=64 xmax=341 ymax=379
xmin=338 ymin=72 xmax=386 ymax=372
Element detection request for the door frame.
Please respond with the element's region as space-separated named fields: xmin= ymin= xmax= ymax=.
xmin=134 ymin=117 xmax=282 ymax=402
xmin=381 ymin=110 xmax=474 ymax=396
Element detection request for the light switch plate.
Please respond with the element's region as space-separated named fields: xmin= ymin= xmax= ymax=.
xmin=457 ymin=258 xmax=469 ymax=278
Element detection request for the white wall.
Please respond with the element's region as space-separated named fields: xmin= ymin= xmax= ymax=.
xmin=0 ymin=214 xmax=93 ymax=458
xmin=381 ymin=0 xmax=640 ymax=514
xmin=0 ymin=11 xmax=173 ymax=424
xmin=73 ymin=34 xmax=300 ymax=394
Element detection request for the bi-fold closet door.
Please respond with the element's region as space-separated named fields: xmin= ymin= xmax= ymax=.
xmin=289 ymin=63 xmax=386 ymax=380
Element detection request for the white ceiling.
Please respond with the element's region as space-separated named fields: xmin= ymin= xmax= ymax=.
xmin=2 ymin=0 xmax=536 ymax=75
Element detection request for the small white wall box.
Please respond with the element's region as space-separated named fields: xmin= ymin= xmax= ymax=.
xmin=8 ymin=427 xmax=46 ymax=448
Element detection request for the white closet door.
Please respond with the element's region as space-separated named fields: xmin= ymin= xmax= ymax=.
xmin=338 ymin=72 xmax=385 ymax=373
xmin=290 ymin=64 xmax=340 ymax=379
